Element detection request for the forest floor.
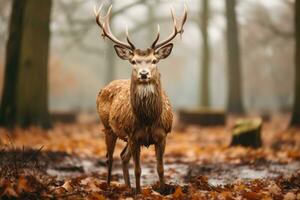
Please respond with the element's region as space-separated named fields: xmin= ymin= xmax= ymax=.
xmin=0 ymin=114 xmax=300 ymax=199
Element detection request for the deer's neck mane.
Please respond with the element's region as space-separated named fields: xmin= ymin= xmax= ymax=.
xmin=130 ymin=77 xmax=163 ymax=126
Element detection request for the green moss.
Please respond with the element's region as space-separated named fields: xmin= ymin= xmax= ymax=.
xmin=233 ymin=118 xmax=262 ymax=135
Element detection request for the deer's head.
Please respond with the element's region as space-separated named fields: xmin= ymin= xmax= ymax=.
xmin=94 ymin=4 xmax=187 ymax=84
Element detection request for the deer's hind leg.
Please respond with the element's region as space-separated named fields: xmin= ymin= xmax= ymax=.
xmin=104 ymin=128 xmax=117 ymax=186
xmin=120 ymin=143 xmax=131 ymax=187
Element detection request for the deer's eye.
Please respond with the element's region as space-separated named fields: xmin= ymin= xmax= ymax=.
xmin=130 ymin=60 xmax=136 ymax=65
xmin=152 ymin=59 xmax=158 ymax=64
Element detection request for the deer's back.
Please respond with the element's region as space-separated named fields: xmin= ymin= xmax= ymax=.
xmin=97 ymin=79 xmax=173 ymax=141
xmin=97 ymin=79 xmax=129 ymax=129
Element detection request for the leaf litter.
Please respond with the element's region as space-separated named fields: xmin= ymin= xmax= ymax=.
xmin=0 ymin=115 xmax=300 ymax=199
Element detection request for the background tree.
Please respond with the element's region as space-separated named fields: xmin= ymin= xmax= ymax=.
xmin=199 ymin=0 xmax=210 ymax=107
xmin=0 ymin=0 xmax=52 ymax=128
xmin=0 ymin=0 xmax=25 ymax=128
xmin=105 ymin=41 xmax=116 ymax=84
xmin=54 ymin=0 xmax=147 ymax=84
xmin=147 ymin=0 xmax=155 ymax=42
xmin=225 ymin=0 xmax=244 ymax=114
xmin=240 ymin=1 xmax=293 ymax=112
xmin=105 ymin=1 xmax=116 ymax=84
xmin=290 ymin=0 xmax=300 ymax=126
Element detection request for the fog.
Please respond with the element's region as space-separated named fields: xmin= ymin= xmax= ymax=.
xmin=0 ymin=0 xmax=294 ymax=113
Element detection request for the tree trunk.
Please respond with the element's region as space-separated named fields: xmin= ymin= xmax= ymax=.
xmin=200 ymin=0 xmax=210 ymax=107
xmin=105 ymin=1 xmax=116 ymax=84
xmin=0 ymin=0 xmax=26 ymax=127
xmin=290 ymin=0 xmax=300 ymax=126
xmin=179 ymin=108 xmax=226 ymax=126
xmin=105 ymin=43 xmax=116 ymax=84
xmin=225 ymin=0 xmax=244 ymax=114
xmin=230 ymin=118 xmax=262 ymax=148
xmin=147 ymin=1 xmax=155 ymax=41
xmin=0 ymin=0 xmax=52 ymax=128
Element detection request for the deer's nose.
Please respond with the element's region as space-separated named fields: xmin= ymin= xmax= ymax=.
xmin=139 ymin=70 xmax=149 ymax=79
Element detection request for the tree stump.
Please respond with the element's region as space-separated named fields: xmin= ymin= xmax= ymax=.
xmin=230 ymin=118 xmax=263 ymax=148
xmin=50 ymin=112 xmax=77 ymax=123
xmin=178 ymin=108 xmax=226 ymax=126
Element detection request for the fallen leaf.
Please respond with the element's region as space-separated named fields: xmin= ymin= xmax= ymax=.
xmin=2 ymin=187 xmax=18 ymax=198
xmin=142 ymin=187 xmax=152 ymax=196
xmin=62 ymin=180 xmax=73 ymax=192
xmin=268 ymin=182 xmax=281 ymax=195
xmin=243 ymin=191 xmax=264 ymax=200
xmin=87 ymin=192 xmax=106 ymax=200
xmin=284 ymin=192 xmax=296 ymax=200
xmin=17 ymin=175 xmax=35 ymax=193
xmin=173 ymin=186 xmax=185 ymax=199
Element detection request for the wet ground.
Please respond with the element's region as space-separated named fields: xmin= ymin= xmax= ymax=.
xmin=1 ymin=117 xmax=300 ymax=199
xmin=43 ymin=151 xmax=300 ymax=187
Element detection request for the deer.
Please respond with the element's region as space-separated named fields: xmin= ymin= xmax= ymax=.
xmin=94 ymin=3 xmax=187 ymax=194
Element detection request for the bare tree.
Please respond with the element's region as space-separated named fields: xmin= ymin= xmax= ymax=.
xmin=0 ymin=0 xmax=11 ymax=47
xmin=105 ymin=1 xmax=117 ymax=84
xmin=290 ymin=0 xmax=300 ymax=126
xmin=53 ymin=0 xmax=148 ymax=83
xmin=0 ymin=0 xmax=52 ymax=128
xmin=225 ymin=0 xmax=244 ymax=114
xmin=199 ymin=0 xmax=210 ymax=107
xmin=252 ymin=2 xmax=293 ymax=40
xmin=241 ymin=2 xmax=294 ymax=112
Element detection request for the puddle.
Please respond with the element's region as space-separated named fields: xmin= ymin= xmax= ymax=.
xmin=45 ymin=153 xmax=300 ymax=187
xmin=188 ymin=161 xmax=300 ymax=186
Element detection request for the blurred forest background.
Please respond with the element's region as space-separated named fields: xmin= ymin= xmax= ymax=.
xmin=1 ymin=1 xmax=300 ymax=199
xmin=0 ymin=0 xmax=298 ymax=128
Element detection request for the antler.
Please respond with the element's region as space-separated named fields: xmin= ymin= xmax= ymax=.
xmin=151 ymin=4 xmax=188 ymax=50
xmin=94 ymin=4 xmax=135 ymax=50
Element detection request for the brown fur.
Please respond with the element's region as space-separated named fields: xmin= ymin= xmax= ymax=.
xmin=97 ymin=79 xmax=173 ymax=145
xmin=97 ymin=59 xmax=173 ymax=193
xmin=94 ymin=4 xmax=187 ymax=193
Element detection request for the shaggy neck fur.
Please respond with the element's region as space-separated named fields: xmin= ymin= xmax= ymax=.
xmin=130 ymin=76 xmax=163 ymax=126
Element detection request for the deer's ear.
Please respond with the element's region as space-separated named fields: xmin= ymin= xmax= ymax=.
xmin=114 ymin=45 xmax=133 ymax=60
xmin=155 ymin=43 xmax=173 ymax=60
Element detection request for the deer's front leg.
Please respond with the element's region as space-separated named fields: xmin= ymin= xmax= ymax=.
xmin=129 ymin=141 xmax=141 ymax=193
xmin=154 ymin=129 xmax=167 ymax=191
xmin=120 ymin=143 xmax=131 ymax=187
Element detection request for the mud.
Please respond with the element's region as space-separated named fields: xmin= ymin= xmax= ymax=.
xmin=43 ymin=152 xmax=300 ymax=187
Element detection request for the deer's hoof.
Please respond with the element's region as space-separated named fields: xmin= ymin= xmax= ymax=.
xmin=159 ymin=184 xmax=166 ymax=191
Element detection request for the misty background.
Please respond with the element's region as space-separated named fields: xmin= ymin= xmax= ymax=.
xmin=0 ymin=0 xmax=294 ymax=113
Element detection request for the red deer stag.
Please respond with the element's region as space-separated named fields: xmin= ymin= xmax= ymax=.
xmin=94 ymin=4 xmax=187 ymax=193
